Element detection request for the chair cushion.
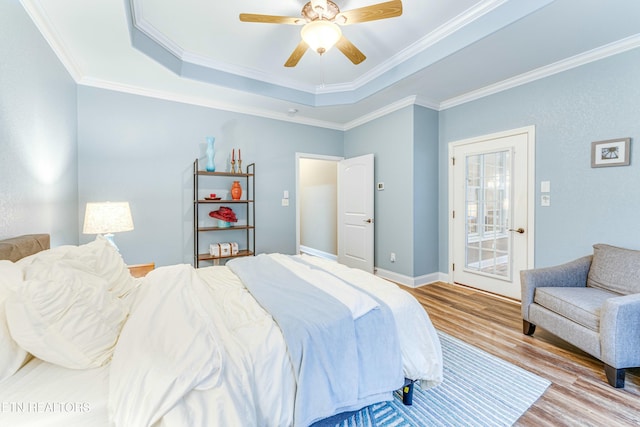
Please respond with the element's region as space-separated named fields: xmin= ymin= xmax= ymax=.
xmin=587 ymin=244 xmax=640 ymax=295
xmin=534 ymin=287 xmax=616 ymax=332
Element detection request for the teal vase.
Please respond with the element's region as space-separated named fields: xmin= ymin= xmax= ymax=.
xmin=205 ymin=136 xmax=216 ymax=172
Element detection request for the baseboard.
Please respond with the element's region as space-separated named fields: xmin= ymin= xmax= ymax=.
xmin=375 ymin=268 xmax=448 ymax=288
xmin=299 ymin=245 xmax=337 ymax=262
xmin=297 ymin=249 xmax=448 ymax=288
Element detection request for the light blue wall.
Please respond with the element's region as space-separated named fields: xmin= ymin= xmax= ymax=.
xmin=439 ymin=48 xmax=640 ymax=271
xmin=344 ymin=107 xmax=416 ymax=276
xmin=5 ymin=2 xmax=640 ymax=281
xmin=77 ymin=87 xmax=343 ymax=266
xmin=343 ymin=105 xmax=439 ymax=278
xmin=413 ymin=106 xmax=440 ymax=276
xmin=0 ymin=1 xmax=78 ymax=246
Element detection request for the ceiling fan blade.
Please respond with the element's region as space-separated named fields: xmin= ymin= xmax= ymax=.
xmin=335 ymin=0 xmax=402 ymax=25
xmin=335 ymin=36 xmax=366 ymax=65
xmin=239 ymin=13 xmax=304 ymax=25
xmin=285 ymin=40 xmax=309 ymax=67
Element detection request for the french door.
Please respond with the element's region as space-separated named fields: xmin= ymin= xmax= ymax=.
xmin=450 ymin=127 xmax=534 ymax=300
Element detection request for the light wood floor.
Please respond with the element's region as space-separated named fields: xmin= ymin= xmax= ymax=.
xmin=404 ymin=282 xmax=640 ymax=426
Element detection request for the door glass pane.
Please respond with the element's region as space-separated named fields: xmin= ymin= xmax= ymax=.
xmin=464 ymin=150 xmax=511 ymax=279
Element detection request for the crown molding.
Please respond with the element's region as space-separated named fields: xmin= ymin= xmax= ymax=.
xmin=342 ymin=95 xmax=440 ymax=130
xmin=414 ymin=95 xmax=440 ymax=111
xmin=440 ymin=34 xmax=640 ymax=110
xmin=343 ymin=96 xmax=415 ymax=130
xmin=78 ymin=77 xmax=439 ymax=132
xmin=78 ymin=76 xmax=345 ymax=131
xmin=340 ymin=0 xmax=508 ymax=94
xmin=20 ymin=0 xmax=83 ymax=81
xmin=128 ymin=0 xmax=508 ymax=98
xmin=125 ymin=0 xmax=525 ymax=105
xmin=22 ymin=0 xmax=640 ymax=131
xmin=132 ymin=14 xmax=318 ymax=95
xmin=181 ymin=51 xmax=316 ymax=95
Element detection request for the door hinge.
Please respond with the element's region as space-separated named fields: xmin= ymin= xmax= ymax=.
xmin=452 ymin=210 xmax=455 ymax=219
xmin=452 ymin=157 xmax=455 ymax=166
xmin=452 ymin=263 xmax=455 ymax=271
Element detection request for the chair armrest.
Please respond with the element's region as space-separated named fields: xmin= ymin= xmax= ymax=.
xmin=520 ymin=255 xmax=592 ymax=320
xmin=600 ymin=293 xmax=640 ymax=368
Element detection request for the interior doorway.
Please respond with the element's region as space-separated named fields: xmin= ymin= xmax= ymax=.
xmin=296 ymin=153 xmax=341 ymax=259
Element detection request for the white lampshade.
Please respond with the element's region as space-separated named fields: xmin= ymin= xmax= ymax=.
xmin=301 ymin=20 xmax=342 ymax=55
xmin=83 ymin=202 xmax=134 ymax=250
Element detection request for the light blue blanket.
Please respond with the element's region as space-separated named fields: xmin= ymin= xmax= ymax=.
xmin=227 ymin=254 xmax=403 ymax=427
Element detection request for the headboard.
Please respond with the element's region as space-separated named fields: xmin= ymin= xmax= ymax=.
xmin=0 ymin=234 xmax=50 ymax=262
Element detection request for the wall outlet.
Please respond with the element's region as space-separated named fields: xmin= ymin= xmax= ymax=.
xmin=390 ymin=252 xmax=396 ymax=262
xmin=282 ymin=198 xmax=289 ymax=207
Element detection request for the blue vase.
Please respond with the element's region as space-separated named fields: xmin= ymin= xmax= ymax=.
xmin=205 ymin=136 xmax=216 ymax=172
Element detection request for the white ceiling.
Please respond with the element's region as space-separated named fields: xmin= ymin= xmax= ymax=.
xmin=22 ymin=0 xmax=640 ymax=130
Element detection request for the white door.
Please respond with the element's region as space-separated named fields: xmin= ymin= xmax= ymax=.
xmin=450 ymin=127 xmax=534 ymax=300
xmin=338 ymin=154 xmax=374 ymax=273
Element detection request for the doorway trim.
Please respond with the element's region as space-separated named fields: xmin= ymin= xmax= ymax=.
xmin=295 ymin=152 xmax=343 ymax=256
xmin=447 ymin=126 xmax=536 ymax=285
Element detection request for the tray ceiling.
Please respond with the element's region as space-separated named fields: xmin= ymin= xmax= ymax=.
xmin=21 ymin=0 xmax=640 ymax=129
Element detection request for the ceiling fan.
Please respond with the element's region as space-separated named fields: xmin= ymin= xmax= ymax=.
xmin=239 ymin=0 xmax=403 ymax=67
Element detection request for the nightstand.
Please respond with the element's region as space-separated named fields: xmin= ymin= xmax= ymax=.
xmin=127 ymin=262 xmax=155 ymax=278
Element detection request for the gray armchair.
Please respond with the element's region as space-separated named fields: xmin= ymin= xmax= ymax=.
xmin=520 ymin=244 xmax=640 ymax=388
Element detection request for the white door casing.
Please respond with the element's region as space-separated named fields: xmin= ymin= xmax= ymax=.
xmin=338 ymin=154 xmax=375 ymax=273
xmin=448 ymin=127 xmax=535 ymax=300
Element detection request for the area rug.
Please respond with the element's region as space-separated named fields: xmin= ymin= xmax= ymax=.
xmin=321 ymin=331 xmax=551 ymax=427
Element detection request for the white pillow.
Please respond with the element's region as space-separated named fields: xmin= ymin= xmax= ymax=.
xmin=18 ymin=236 xmax=138 ymax=298
xmin=0 ymin=261 xmax=30 ymax=382
xmin=15 ymin=244 xmax=76 ymax=269
xmin=5 ymin=261 xmax=128 ymax=370
xmin=87 ymin=236 xmax=139 ymax=298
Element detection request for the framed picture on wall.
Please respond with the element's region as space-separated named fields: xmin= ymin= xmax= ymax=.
xmin=591 ymin=138 xmax=631 ymax=168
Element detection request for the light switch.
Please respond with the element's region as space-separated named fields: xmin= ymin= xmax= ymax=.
xmin=283 ymin=190 xmax=289 ymax=199
xmin=541 ymin=181 xmax=550 ymax=193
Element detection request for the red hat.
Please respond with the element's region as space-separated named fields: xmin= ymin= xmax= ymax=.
xmin=209 ymin=206 xmax=237 ymax=222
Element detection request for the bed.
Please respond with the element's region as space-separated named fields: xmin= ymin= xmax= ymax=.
xmin=0 ymin=234 xmax=443 ymax=426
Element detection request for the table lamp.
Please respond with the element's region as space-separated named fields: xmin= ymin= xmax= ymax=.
xmin=82 ymin=202 xmax=134 ymax=251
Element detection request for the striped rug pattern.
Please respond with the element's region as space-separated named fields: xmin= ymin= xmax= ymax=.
xmin=333 ymin=331 xmax=551 ymax=427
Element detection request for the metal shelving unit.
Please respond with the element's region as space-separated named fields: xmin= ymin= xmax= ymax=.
xmin=193 ymin=159 xmax=255 ymax=267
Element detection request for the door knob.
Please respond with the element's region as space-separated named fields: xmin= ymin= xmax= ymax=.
xmin=363 ymin=218 xmax=373 ymax=224
xmin=508 ymin=227 xmax=525 ymax=234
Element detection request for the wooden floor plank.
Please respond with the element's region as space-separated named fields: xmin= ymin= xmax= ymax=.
xmin=404 ymin=282 xmax=640 ymax=426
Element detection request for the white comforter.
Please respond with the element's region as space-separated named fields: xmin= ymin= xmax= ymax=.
xmin=110 ymin=264 xmax=296 ymax=427
xmin=110 ymin=255 xmax=442 ymax=427
xmin=1 ymin=255 xmax=442 ymax=427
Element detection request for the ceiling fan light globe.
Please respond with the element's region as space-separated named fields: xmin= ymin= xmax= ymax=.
xmin=301 ymin=20 xmax=342 ymax=55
